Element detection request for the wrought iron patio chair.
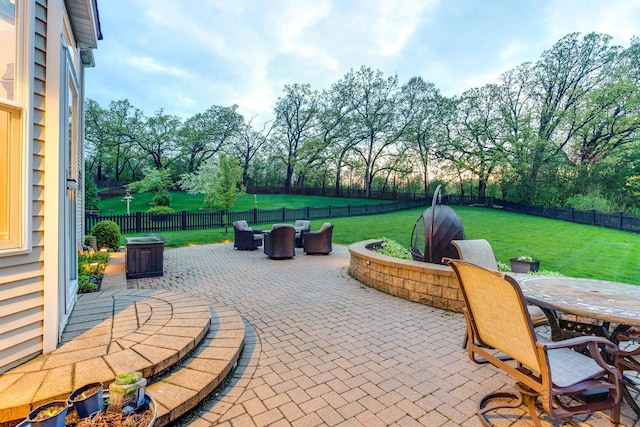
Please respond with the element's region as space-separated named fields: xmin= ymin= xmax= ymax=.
xmin=446 ymin=259 xmax=621 ymax=426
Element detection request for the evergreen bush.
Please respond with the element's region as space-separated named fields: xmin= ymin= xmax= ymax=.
xmin=91 ymin=220 xmax=121 ymax=251
xmin=85 ymin=179 xmax=100 ymax=211
xmin=152 ymin=190 xmax=171 ymax=207
xmin=147 ymin=206 xmax=174 ymax=215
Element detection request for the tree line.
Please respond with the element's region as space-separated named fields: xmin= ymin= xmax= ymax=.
xmin=85 ymin=32 xmax=640 ymax=214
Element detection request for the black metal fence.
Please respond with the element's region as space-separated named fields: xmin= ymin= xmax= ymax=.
xmin=85 ymin=194 xmax=640 ymax=235
xmin=85 ymin=199 xmax=430 ymax=234
xmin=442 ymin=195 xmax=640 ymax=234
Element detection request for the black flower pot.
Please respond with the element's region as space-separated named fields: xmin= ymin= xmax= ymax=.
xmin=27 ymin=401 xmax=69 ymax=427
xmin=69 ymin=382 xmax=103 ymax=418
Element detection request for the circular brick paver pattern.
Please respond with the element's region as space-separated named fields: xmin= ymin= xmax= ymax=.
xmin=132 ymin=243 xmax=639 ymax=426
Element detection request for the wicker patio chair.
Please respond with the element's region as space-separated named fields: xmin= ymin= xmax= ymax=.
xmin=294 ymin=220 xmax=311 ymax=248
xmin=263 ymin=224 xmax=296 ymax=259
xmin=446 ymin=259 xmax=621 ymax=426
xmin=232 ymin=220 xmax=263 ymax=250
xmin=452 ymin=239 xmax=548 ymax=349
xmin=303 ymin=223 xmax=333 ymax=255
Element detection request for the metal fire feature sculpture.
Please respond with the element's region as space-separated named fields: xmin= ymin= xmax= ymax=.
xmin=410 ymin=185 xmax=465 ymax=264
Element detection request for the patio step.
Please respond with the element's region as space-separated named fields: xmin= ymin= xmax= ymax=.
xmin=0 ymin=290 xmax=244 ymax=426
xmin=148 ymin=304 xmax=245 ymax=426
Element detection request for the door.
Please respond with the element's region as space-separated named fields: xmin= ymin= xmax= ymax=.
xmin=63 ymin=45 xmax=79 ymax=317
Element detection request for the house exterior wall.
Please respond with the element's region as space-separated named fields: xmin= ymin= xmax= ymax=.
xmin=0 ymin=0 xmax=99 ymax=374
xmin=0 ymin=0 xmax=46 ymax=375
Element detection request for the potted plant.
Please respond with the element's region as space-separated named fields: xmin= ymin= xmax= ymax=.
xmin=26 ymin=401 xmax=69 ymax=427
xmin=509 ymin=255 xmax=540 ymax=273
xmin=69 ymin=382 xmax=103 ymax=418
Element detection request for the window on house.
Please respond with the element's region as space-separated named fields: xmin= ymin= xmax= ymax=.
xmin=0 ymin=0 xmax=23 ymax=252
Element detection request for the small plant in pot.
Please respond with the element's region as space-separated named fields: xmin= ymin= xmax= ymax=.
xmin=509 ymin=255 xmax=540 ymax=273
xmin=27 ymin=400 xmax=69 ymax=427
xmin=69 ymin=382 xmax=103 ymax=419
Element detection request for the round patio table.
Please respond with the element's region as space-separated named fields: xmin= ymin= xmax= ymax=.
xmin=515 ymin=274 xmax=640 ymax=417
xmin=515 ymin=275 xmax=640 ymax=327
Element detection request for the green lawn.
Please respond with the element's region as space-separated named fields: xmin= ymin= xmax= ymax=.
xmin=116 ymin=200 xmax=640 ymax=285
xmin=99 ymin=192 xmax=394 ymax=215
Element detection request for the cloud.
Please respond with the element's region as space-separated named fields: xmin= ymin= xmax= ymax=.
xmin=372 ymin=0 xmax=438 ymax=56
xmin=543 ymin=1 xmax=640 ymax=46
xmin=87 ymin=0 xmax=639 ymax=126
xmin=124 ymin=56 xmax=193 ymax=78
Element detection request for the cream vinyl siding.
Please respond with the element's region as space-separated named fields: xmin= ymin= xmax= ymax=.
xmin=0 ymin=0 xmax=47 ymax=374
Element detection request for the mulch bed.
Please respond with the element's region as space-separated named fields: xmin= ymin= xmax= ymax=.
xmin=65 ymin=408 xmax=153 ymax=427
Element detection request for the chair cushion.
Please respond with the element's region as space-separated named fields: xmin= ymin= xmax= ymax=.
xmin=547 ymin=347 xmax=605 ymax=388
xmin=271 ymin=223 xmax=293 ymax=230
xmin=233 ymin=220 xmax=250 ymax=231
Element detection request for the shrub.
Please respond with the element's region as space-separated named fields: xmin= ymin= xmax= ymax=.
xmin=147 ymin=206 xmax=174 ymax=215
xmin=152 ymin=190 xmax=171 ymax=207
xmin=77 ymin=250 xmax=109 ymax=293
xmin=565 ymin=191 xmax=615 ymax=212
xmin=376 ymin=237 xmax=412 ymax=260
xmin=85 ymin=179 xmax=100 ymax=211
xmin=91 ymin=220 xmax=121 ymax=251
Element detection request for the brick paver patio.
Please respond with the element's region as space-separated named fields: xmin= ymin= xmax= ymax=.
xmin=130 ymin=243 xmax=639 ymax=426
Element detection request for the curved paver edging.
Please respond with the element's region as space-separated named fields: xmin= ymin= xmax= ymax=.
xmin=0 ymin=290 xmax=212 ymax=424
xmin=149 ymin=304 xmax=245 ymax=426
xmin=349 ymin=239 xmax=464 ymax=313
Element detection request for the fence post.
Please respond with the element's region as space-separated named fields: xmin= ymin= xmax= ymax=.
xmin=136 ymin=211 xmax=142 ymax=233
xmin=306 ymin=206 xmax=310 ymax=219
xmin=328 ymin=206 xmax=332 ymax=217
xmin=619 ymin=211 xmax=623 ymax=230
xmin=253 ymin=208 xmax=258 ymax=224
xmin=282 ymin=207 xmax=286 ymax=222
xmin=181 ymin=211 xmax=187 ymax=230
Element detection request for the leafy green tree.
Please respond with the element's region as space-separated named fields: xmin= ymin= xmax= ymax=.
xmin=138 ymin=109 xmax=182 ymax=170
xmin=317 ymin=84 xmax=357 ymax=195
xmin=178 ymin=105 xmax=244 ymax=174
xmin=84 ymin=178 xmax=100 ymax=211
xmin=229 ymin=116 xmax=272 ymax=186
xmin=128 ymin=167 xmax=174 ymax=206
xmin=336 ymin=66 xmax=408 ymax=198
xmin=524 ymin=32 xmax=621 ymax=202
xmin=444 ymin=85 xmax=506 ymax=198
xmin=272 ymin=84 xmax=319 ymax=192
xmin=401 ymin=76 xmax=453 ymax=195
xmin=213 ymin=155 xmax=246 ymax=232
xmin=179 ymin=158 xmax=218 ymax=209
xmin=85 ymin=99 xmax=145 ymax=182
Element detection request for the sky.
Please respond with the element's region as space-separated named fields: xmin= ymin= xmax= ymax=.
xmin=86 ymin=0 xmax=640 ymax=127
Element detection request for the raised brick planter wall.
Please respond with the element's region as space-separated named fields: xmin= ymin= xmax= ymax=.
xmin=348 ymin=240 xmax=464 ymax=313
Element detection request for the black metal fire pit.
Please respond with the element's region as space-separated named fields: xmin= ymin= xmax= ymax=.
xmin=410 ymin=185 xmax=465 ymax=264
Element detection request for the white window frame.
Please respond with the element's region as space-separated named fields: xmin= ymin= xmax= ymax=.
xmin=0 ymin=0 xmax=31 ymax=256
